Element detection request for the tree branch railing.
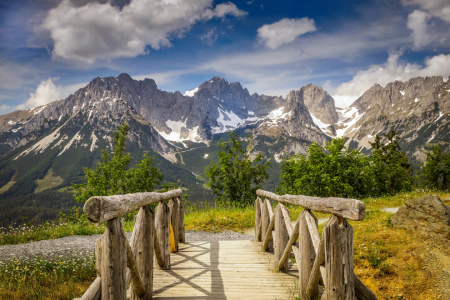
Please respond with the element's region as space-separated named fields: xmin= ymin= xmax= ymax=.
xmin=255 ymin=189 xmax=378 ymax=300
xmin=77 ymin=189 xmax=184 ymax=300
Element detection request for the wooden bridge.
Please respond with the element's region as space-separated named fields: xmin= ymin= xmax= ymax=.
xmin=77 ymin=189 xmax=378 ymax=300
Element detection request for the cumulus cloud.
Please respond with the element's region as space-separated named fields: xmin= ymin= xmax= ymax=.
xmin=407 ymin=10 xmax=431 ymax=47
xmin=257 ymin=17 xmax=317 ymax=50
xmin=18 ymin=78 xmax=63 ymax=110
xmin=41 ymin=0 xmax=246 ymax=63
xmin=402 ymin=0 xmax=450 ymax=23
xmin=333 ymin=51 xmax=450 ymax=107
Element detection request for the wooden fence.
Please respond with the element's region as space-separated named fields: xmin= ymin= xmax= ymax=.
xmin=255 ymin=190 xmax=378 ymax=300
xmin=77 ymin=189 xmax=184 ymax=300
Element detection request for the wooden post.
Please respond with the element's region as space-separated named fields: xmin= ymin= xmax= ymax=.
xmin=261 ymin=198 xmax=274 ymax=252
xmin=255 ymin=197 xmax=262 ymax=242
xmin=130 ymin=206 xmax=154 ymax=300
xmin=274 ymin=204 xmax=290 ymax=272
xmin=177 ymin=197 xmax=185 ymax=243
xmin=300 ymin=210 xmax=319 ymax=300
xmin=323 ymin=216 xmax=355 ymax=300
xmin=80 ymin=277 xmax=101 ymax=300
xmin=96 ymin=218 xmax=127 ymax=300
xmin=154 ymin=201 xmax=171 ymax=270
xmin=169 ymin=198 xmax=179 ymax=252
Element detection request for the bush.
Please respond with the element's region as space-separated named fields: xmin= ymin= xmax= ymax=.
xmin=420 ymin=144 xmax=450 ymax=191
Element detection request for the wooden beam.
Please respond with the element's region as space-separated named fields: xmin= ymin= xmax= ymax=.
xmin=323 ymin=216 xmax=355 ymax=300
xmin=299 ymin=210 xmax=318 ymax=300
xmin=80 ymin=277 xmax=101 ymax=300
xmin=126 ymin=242 xmax=146 ymax=298
xmin=255 ymin=197 xmax=263 ymax=242
xmin=84 ymin=189 xmax=182 ymax=223
xmin=274 ymin=204 xmax=290 ymax=273
xmin=280 ymin=204 xmax=293 ymax=237
xmin=169 ymin=198 xmax=179 ymax=252
xmin=306 ymin=236 xmax=325 ymax=300
xmin=256 ymin=190 xmax=365 ymax=221
xmin=354 ymin=273 xmax=378 ymax=300
xmin=177 ymin=197 xmax=185 ymax=243
xmin=276 ymin=216 xmax=299 ymax=272
xmin=154 ymin=201 xmax=171 ymax=270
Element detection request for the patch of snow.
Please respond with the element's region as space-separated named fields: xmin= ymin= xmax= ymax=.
xmin=58 ymin=115 xmax=63 ymax=121
xmin=88 ymin=110 xmax=93 ymax=119
xmin=399 ymin=91 xmax=405 ymax=96
xmin=210 ymin=80 xmax=214 ymax=83
xmin=157 ymin=119 xmax=202 ymax=143
xmin=11 ymin=127 xmax=21 ymax=133
xmin=90 ymin=132 xmax=98 ymax=152
xmin=58 ymin=131 xmax=83 ymax=156
xmin=447 ymin=89 xmax=450 ymax=92
xmin=414 ymin=98 xmax=419 ymax=102
xmin=427 ymin=134 xmax=435 ymax=143
xmin=204 ymin=154 xmax=209 ymax=159
xmin=268 ymin=107 xmax=284 ymax=119
xmin=8 ymin=120 xmax=16 ymax=125
xmin=248 ymin=111 xmax=255 ymax=116
xmin=184 ymin=87 xmax=199 ymax=97
xmin=368 ymin=134 xmax=373 ymax=138
xmin=33 ymin=105 xmax=47 ymax=115
xmin=310 ymin=113 xmax=332 ymax=136
xmin=213 ymin=109 xmax=244 ymax=133
xmin=434 ymin=112 xmax=444 ymax=123
xmin=336 ymin=107 xmax=365 ymax=138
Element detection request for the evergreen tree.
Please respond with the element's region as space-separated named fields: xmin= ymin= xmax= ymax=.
xmin=420 ymin=144 xmax=450 ymax=191
xmin=205 ymin=131 xmax=270 ymax=207
xmin=73 ymin=123 xmax=162 ymax=202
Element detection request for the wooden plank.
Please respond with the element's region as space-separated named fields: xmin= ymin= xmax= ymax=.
xmin=299 ymin=210 xmax=317 ymax=300
xmin=280 ymin=204 xmax=293 ymax=237
xmin=256 ymin=190 xmax=366 ymax=221
xmin=84 ymin=189 xmax=182 ymax=223
xmin=129 ymin=206 xmax=153 ymax=300
xmin=155 ymin=201 xmax=171 ymax=270
xmin=98 ymin=218 xmax=127 ymax=300
xmin=323 ymin=216 xmax=355 ymax=300
xmin=355 ymin=273 xmax=378 ymax=300
xmin=169 ymin=198 xmax=179 ymax=252
xmin=126 ymin=241 xmax=146 ymax=298
xmin=274 ymin=204 xmax=290 ymax=272
xmin=261 ymin=198 xmax=274 ymax=252
xmin=177 ymin=197 xmax=185 ymax=243
xmin=306 ymin=236 xmax=325 ymax=300
xmin=255 ymin=197 xmax=262 ymax=242
xmin=305 ymin=211 xmax=327 ymax=287
xmin=277 ymin=216 xmax=299 ymax=271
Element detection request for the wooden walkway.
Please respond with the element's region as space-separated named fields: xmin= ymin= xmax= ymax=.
xmin=151 ymin=240 xmax=299 ymax=300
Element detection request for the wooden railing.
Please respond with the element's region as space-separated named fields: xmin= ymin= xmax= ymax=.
xmin=255 ymin=190 xmax=378 ymax=300
xmin=78 ymin=189 xmax=184 ymax=300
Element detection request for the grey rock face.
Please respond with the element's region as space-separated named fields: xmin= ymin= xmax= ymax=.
xmin=300 ymin=84 xmax=339 ymax=125
xmin=391 ymin=195 xmax=450 ymax=242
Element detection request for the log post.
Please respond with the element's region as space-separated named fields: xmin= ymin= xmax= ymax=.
xmin=300 ymin=209 xmax=319 ymax=300
xmin=274 ymin=204 xmax=290 ymax=272
xmin=169 ymin=198 xmax=179 ymax=252
xmin=80 ymin=277 xmax=101 ymax=300
xmin=130 ymin=206 xmax=154 ymax=300
xmin=177 ymin=197 xmax=185 ymax=243
xmin=323 ymin=216 xmax=355 ymax=300
xmin=255 ymin=197 xmax=262 ymax=242
xmin=97 ymin=218 xmax=127 ymax=300
xmin=261 ymin=198 xmax=274 ymax=252
xmin=154 ymin=201 xmax=171 ymax=270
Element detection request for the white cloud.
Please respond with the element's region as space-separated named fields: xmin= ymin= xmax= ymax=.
xmin=402 ymin=0 xmax=450 ymax=23
xmin=333 ymin=51 xmax=450 ymax=107
xmin=407 ymin=10 xmax=431 ymax=47
xmin=42 ymin=0 xmax=246 ymax=63
xmin=257 ymin=17 xmax=317 ymax=50
xmin=18 ymin=78 xmax=63 ymax=110
xmin=201 ymin=28 xmax=218 ymax=46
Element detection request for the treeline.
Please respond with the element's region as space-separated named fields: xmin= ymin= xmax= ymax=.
xmin=278 ymin=131 xmax=450 ymax=198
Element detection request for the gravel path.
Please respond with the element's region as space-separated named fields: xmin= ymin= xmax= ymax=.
xmin=0 ymin=230 xmax=253 ymax=262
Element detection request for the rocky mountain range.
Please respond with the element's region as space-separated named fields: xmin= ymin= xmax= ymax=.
xmin=0 ymin=73 xmax=448 ymax=225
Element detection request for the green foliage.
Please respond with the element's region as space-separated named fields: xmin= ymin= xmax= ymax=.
xmin=205 ymin=131 xmax=270 ymax=208
xmin=72 ymin=123 xmax=163 ymax=202
xmin=367 ymin=130 xmax=415 ymax=195
xmin=279 ymin=132 xmax=414 ymax=198
xmin=420 ymin=144 xmax=450 ymax=191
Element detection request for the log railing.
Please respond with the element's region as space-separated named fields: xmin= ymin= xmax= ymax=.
xmin=78 ymin=189 xmax=184 ymax=300
xmin=255 ymin=190 xmax=378 ymax=300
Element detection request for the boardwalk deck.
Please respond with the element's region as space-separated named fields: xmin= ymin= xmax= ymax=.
xmin=150 ymin=240 xmax=299 ymax=300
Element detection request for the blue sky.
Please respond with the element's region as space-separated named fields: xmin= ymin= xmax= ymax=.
xmin=1 ymin=0 xmax=450 ymax=115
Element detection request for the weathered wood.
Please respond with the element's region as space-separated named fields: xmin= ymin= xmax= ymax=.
xmin=306 ymin=235 xmax=325 ymax=300
xmin=277 ymin=216 xmax=299 ymax=272
xmin=355 ymin=273 xmax=378 ymax=300
xmin=80 ymin=277 xmax=101 ymax=300
xmin=274 ymin=204 xmax=290 ymax=272
xmin=299 ymin=210 xmax=318 ymax=300
xmin=84 ymin=189 xmax=182 ymax=223
xmin=154 ymin=201 xmax=171 ymax=270
xmin=129 ymin=206 xmax=153 ymax=300
xmin=169 ymin=198 xmax=179 ymax=252
xmin=280 ymin=204 xmax=293 ymax=237
xmin=261 ymin=198 xmax=274 ymax=252
xmin=177 ymin=197 xmax=185 ymax=243
xmin=98 ymin=218 xmax=127 ymax=300
xmin=255 ymin=197 xmax=263 ymax=242
xmin=127 ymin=242 xmax=146 ymax=298
xmin=323 ymin=216 xmax=355 ymax=300
xmin=256 ymin=190 xmax=366 ymax=221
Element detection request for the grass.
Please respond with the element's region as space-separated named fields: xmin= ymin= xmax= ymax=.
xmin=35 ymin=169 xmax=64 ymax=193
xmin=0 ymin=190 xmax=448 ymax=299
xmin=0 ymin=180 xmax=15 ymax=194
